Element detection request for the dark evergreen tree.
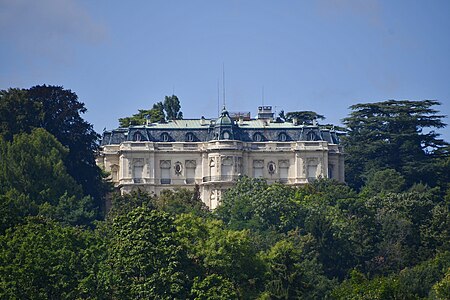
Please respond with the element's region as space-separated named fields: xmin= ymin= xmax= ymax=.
xmin=342 ymin=100 xmax=447 ymax=190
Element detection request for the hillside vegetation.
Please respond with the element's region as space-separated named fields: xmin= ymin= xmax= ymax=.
xmin=1 ymin=86 xmax=449 ymax=299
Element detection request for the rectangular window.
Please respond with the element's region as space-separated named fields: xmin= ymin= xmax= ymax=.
xmin=307 ymin=165 xmax=317 ymax=182
xmin=253 ymin=160 xmax=264 ymax=178
xmin=160 ymin=160 xmax=171 ymax=184
xmin=161 ymin=168 xmax=170 ymax=184
xmin=279 ymin=166 xmax=289 ymax=183
xmin=253 ymin=167 xmax=263 ymax=178
xmin=133 ymin=166 xmax=143 ymax=183
xmin=186 ymin=167 xmax=195 ymax=184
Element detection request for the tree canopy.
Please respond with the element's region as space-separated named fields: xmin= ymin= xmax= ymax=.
xmin=119 ymin=95 xmax=183 ymax=127
xmin=342 ymin=100 xmax=448 ymax=190
xmin=279 ymin=110 xmax=325 ymax=125
xmin=0 ymin=85 xmax=106 ymax=206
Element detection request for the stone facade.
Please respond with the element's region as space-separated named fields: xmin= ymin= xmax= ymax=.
xmin=97 ymin=107 xmax=344 ymax=209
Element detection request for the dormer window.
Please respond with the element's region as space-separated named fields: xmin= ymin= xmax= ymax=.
xmin=307 ymin=131 xmax=317 ymax=141
xmin=186 ymin=132 xmax=194 ymax=142
xmin=133 ymin=132 xmax=142 ymax=141
xmin=253 ymin=132 xmax=263 ymax=142
xmin=161 ymin=132 xmax=170 ymax=142
xmin=278 ymin=132 xmax=287 ymax=142
xmin=222 ymin=131 xmax=230 ymax=140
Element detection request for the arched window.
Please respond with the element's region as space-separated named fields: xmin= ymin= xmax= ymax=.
xmin=161 ymin=132 xmax=170 ymax=142
xmin=186 ymin=132 xmax=194 ymax=142
xmin=253 ymin=132 xmax=263 ymax=142
xmin=278 ymin=132 xmax=287 ymax=142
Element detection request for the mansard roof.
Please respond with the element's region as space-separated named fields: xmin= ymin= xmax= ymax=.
xmin=101 ymin=116 xmax=341 ymax=146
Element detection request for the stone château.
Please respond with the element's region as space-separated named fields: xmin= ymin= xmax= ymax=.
xmin=97 ymin=106 xmax=344 ymax=209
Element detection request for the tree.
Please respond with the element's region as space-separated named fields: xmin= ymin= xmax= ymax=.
xmin=0 ymin=217 xmax=105 ymax=299
xmin=156 ymin=187 xmax=210 ymax=217
xmin=342 ymin=100 xmax=447 ymax=190
xmin=0 ymin=85 xmax=107 ymax=207
xmin=216 ymin=177 xmax=301 ymax=232
xmin=284 ymin=111 xmax=325 ymax=125
xmin=261 ymin=235 xmax=332 ymax=299
xmin=118 ymin=94 xmax=183 ymax=127
xmin=28 ymin=85 xmax=106 ymax=203
xmin=175 ymin=213 xmax=264 ymax=298
xmin=0 ymin=129 xmax=98 ymax=228
xmin=104 ymin=206 xmax=190 ymax=299
xmin=0 ymin=129 xmax=82 ymax=203
xmin=163 ymin=95 xmax=183 ymax=120
xmin=190 ymin=274 xmax=238 ymax=300
xmin=360 ymin=168 xmax=406 ymax=197
xmin=118 ymin=102 xmax=165 ymax=127
xmin=0 ymin=88 xmax=42 ymax=141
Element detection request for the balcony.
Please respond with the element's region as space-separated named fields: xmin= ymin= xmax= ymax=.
xmin=202 ymin=175 xmax=240 ymax=182
xmin=160 ymin=179 xmax=171 ymax=184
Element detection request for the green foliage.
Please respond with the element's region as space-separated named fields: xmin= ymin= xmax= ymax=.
xmin=366 ymin=192 xmax=437 ymax=273
xmin=0 ymin=88 xmax=42 ymax=140
xmin=119 ymin=102 xmax=165 ymax=127
xmin=2 ymin=85 xmax=450 ymax=299
xmin=108 ymin=190 xmax=157 ymax=220
xmin=284 ymin=111 xmax=325 ymax=124
xmin=119 ymin=94 xmax=183 ymax=127
xmin=0 ymin=217 xmax=105 ymax=299
xmin=0 ymin=129 xmax=98 ymax=228
xmin=0 ymin=129 xmax=82 ymax=202
xmin=432 ymin=267 xmax=450 ymax=299
xmin=342 ymin=100 xmax=448 ymax=190
xmin=360 ymin=168 xmax=406 ymax=197
xmin=261 ymin=235 xmax=333 ymax=299
xmin=157 ymin=186 xmax=210 ymax=216
xmin=191 ymin=274 xmax=238 ymax=300
xmin=163 ymin=95 xmax=183 ymax=120
xmin=217 ymin=177 xmax=301 ymax=232
xmin=333 ymin=252 xmax=450 ymax=299
xmin=104 ymin=206 xmax=190 ymax=299
xmin=0 ymin=189 xmax=37 ymax=234
xmin=175 ymin=213 xmax=265 ymax=297
xmin=0 ymin=85 xmax=106 ymax=208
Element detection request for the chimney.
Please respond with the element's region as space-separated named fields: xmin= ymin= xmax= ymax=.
xmin=313 ymin=119 xmax=317 ymax=126
xmin=292 ymin=117 xmax=298 ymax=126
xmin=238 ymin=115 xmax=244 ymax=125
xmin=200 ymin=116 xmax=206 ymax=125
xmin=144 ymin=114 xmax=151 ymax=125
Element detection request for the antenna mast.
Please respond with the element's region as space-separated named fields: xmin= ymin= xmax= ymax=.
xmin=222 ymin=63 xmax=226 ymax=108
xmin=217 ymin=79 xmax=220 ymax=117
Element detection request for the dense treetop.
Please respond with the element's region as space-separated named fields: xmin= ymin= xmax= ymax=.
xmin=342 ymin=99 xmax=448 ymax=190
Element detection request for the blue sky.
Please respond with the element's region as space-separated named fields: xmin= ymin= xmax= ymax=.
xmin=1 ymin=0 xmax=449 ymax=140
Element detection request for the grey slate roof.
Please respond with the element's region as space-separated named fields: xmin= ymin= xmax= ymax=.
xmin=100 ymin=115 xmax=341 ymax=146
